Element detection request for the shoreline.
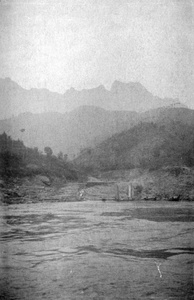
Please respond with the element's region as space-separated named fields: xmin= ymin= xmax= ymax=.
xmin=1 ymin=166 xmax=194 ymax=204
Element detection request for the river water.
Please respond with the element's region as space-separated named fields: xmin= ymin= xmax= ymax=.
xmin=0 ymin=200 xmax=193 ymax=300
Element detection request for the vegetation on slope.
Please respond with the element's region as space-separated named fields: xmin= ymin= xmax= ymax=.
xmin=0 ymin=133 xmax=78 ymax=181
xmin=74 ymin=121 xmax=194 ymax=172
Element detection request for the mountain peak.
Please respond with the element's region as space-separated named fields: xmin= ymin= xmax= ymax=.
xmin=0 ymin=77 xmax=20 ymax=87
xmin=0 ymin=77 xmax=186 ymax=119
xmin=96 ymin=84 xmax=106 ymax=91
xmin=64 ymin=87 xmax=77 ymax=95
xmin=111 ymin=80 xmax=145 ymax=92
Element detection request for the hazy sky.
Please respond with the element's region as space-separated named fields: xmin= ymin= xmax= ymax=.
xmin=0 ymin=0 xmax=193 ymax=108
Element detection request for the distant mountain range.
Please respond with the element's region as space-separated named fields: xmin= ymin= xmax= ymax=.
xmin=0 ymin=105 xmax=193 ymax=159
xmin=0 ymin=106 xmax=138 ymax=157
xmin=0 ymin=77 xmax=190 ymax=159
xmin=0 ymin=77 xmax=186 ymax=119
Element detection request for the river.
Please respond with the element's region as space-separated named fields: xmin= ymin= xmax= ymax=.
xmin=0 ymin=200 xmax=193 ymax=300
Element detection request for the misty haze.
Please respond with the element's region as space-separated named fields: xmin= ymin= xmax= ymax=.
xmin=0 ymin=1 xmax=193 ymax=300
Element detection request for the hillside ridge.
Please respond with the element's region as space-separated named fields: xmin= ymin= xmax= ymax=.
xmin=0 ymin=78 xmax=186 ymax=119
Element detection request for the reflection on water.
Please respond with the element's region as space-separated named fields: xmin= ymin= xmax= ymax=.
xmin=0 ymin=201 xmax=193 ymax=300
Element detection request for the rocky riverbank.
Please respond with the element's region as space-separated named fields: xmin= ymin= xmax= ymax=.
xmin=99 ymin=166 xmax=194 ymax=202
xmin=0 ymin=166 xmax=194 ymax=204
xmin=0 ymin=175 xmax=85 ymax=204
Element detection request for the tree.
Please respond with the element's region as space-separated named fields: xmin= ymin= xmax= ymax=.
xmin=63 ymin=154 xmax=68 ymax=162
xmin=57 ymin=151 xmax=63 ymax=160
xmin=44 ymin=146 xmax=53 ymax=157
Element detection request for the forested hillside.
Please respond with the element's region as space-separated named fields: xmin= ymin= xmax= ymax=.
xmin=74 ymin=121 xmax=194 ymax=172
xmin=0 ymin=133 xmax=78 ymax=180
